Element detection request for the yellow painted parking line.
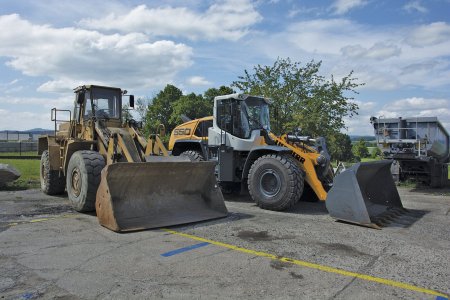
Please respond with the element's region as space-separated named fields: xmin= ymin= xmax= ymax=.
xmin=163 ymin=228 xmax=448 ymax=298
xmin=7 ymin=214 xmax=77 ymax=227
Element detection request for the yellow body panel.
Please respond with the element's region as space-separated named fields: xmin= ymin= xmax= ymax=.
xmin=168 ymin=116 xmax=213 ymax=150
xmin=268 ymin=133 xmax=329 ymax=201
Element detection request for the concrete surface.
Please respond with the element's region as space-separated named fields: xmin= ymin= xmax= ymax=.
xmin=0 ymin=187 xmax=449 ymax=299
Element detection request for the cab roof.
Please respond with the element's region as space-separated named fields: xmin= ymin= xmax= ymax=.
xmin=213 ymin=93 xmax=273 ymax=104
xmin=73 ymin=85 xmax=122 ymax=93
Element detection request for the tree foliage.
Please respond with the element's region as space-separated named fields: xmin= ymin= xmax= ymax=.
xmin=143 ymin=84 xmax=234 ymax=136
xmin=327 ymin=132 xmax=354 ymax=162
xmin=203 ymin=86 xmax=235 ymax=102
xmin=352 ymin=139 xmax=369 ymax=159
xmin=144 ymin=84 xmax=182 ymax=135
xmin=232 ymin=57 xmax=361 ymax=137
xmin=371 ymin=146 xmax=382 ymax=159
xmin=170 ymin=93 xmax=212 ymax=125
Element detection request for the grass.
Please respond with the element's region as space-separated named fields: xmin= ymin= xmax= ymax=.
xmin=0 ymin=158 xmax=40 ymax=190
xmin=360 ymin=157 xmax=380 ymax=163
xmin=0 ymin=151 xmax=38 ymax=156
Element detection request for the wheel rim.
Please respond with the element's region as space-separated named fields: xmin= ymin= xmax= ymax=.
xmin=259 ymin=169 xmax=281 ymax=197
xmin=71 ymin=167 xmax=82 ymax=197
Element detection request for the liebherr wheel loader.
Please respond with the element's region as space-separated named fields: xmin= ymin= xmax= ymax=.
xmin=38 ymin=85 xmax=227 ymax=232
xmin=168 ymin=94 xmax=405 ymax=228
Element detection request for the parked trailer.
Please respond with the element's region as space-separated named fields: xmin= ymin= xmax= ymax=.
xmin=370 ymin=116 xmax=449 ymax=187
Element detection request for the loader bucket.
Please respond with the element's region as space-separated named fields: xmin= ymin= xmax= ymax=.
xmin=325 ymin=160 xmax=404 ymax=228
xmin=96 ymin=159 xmax=228 ymax=232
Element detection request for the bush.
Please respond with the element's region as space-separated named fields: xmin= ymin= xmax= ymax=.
xmin=371 ymin=147 xmax=381 ymax=159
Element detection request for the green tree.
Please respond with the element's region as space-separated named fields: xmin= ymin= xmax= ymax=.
xmin=352 ymin=139 xmax=369 ymax=159
xmin=135 ymin=97 xmax=149 ymax=121
xmin=170 ymin=93 xmax=212 ymax=125
xmin=327 ymin=132 xmax=354 ymax=162
xmin=203 ymin=86 xmax=235 ymax=103
xmin=121 ymin=104 xmax=132 ymax=121
xmin=232 ymin=57 xmax=361 ymax=137
xmin=144 ymin=84 xmax=182 ymax=135
xmin=371 ymin=146 xmax=382 ymax=159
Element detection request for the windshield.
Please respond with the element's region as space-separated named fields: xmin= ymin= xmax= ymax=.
xmin=84 ymin=88 xmax=121 ymax=119
xmin=240 ymin=98 xmax=270 ymax=138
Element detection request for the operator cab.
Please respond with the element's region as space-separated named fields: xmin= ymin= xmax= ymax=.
xmin=74 ymin=85 xmax=123 ymax=122
xmin=215 ymin=94 xmax=271 ymax=139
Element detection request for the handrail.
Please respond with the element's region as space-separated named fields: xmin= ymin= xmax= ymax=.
xmin=51 ymin=108 xmax=72 ymax=136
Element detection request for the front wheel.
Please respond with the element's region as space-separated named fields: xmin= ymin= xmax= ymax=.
xmin=40 ymin=150 xmax=65 ymax=195
xmin=248 ymin=154 xmax=304 ymax=211
xmin=66 ymin=151 xmax=105 ymax=212
xmin=180 ymin=150 xmax=204 ymax=162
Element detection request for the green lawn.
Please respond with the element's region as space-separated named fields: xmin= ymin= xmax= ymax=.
xmin=0 ymin=151 xmax=38 ymax=156
xmin=0 ymin=158 xmax=40 ymax=190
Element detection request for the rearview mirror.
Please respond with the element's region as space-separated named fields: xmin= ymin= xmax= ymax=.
xmin=129 ymin=95 xmax=135 ymax=108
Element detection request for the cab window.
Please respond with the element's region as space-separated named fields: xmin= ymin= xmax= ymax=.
xmin=195 ymin=120 xmax=213 ymax=137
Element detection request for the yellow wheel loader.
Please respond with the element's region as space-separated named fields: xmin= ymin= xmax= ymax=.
xmin=168 ymin=94 xmax=405 ymax=228
xmin=38 ymin=85 xmax=227 ymax=232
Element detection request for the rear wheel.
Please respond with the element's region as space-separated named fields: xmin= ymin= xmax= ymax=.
xmin=40 ymin=150 xmax=65 ymax=195
xmin=248 ymin=154 xmax=304 ymax=211
xmin=66 ymin=151 xmax=105 ymax=212
xmin=180 ymin=150 xmax=204 ymax=162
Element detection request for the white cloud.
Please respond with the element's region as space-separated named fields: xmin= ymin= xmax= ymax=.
xmin=255 ymin=18 xmax=450 ymax=91
xmin=376 ymin=97 xmax=450 ymax=133
xmin=0 ymin=14 xmax=193 ymax=93
xmin=0 ymin=108 xmax=52 ymax=131
xmin=341 ymin=42 xmax=401 ymax=60
xmin=403 ymin=1 xmax=428 ymax=13
xmin=186 ymin=76 xmax=212 ymax=86
xmin=79 ymin=1 xmax=262 ymax=41
xmin=344 ymin=98 xmax=450 ymax=135
xmin=386 ymin=97 xmax=449 ymax=112
xmin=0 ymin=95 xmax=73 ymax=108
xmin=284 ymin=19 xmax=383 ymax=56
xmin=354 ymin=71 xmax=400 ymax=90
xmin=343 ymin=100 xmax=378 ymax=135
xmin=406 ymin=22 xmax=450 ymax=47
xmin=331 ymin=0 xmax=367 ymax=15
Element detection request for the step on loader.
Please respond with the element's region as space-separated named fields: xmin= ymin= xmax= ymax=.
xmin=38 ymin=85 xmax=227 ymax=232
xmin=168 ymin=93 xmax=404 ymax=228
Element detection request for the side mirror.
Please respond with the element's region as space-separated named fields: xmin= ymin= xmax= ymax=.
xmin=129 ymin=95 xmax=135 ymax=108
xmin=77 ymin=92 xmax=85 ymax=104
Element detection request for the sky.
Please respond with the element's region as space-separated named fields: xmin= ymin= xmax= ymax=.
xmin=0 ymin=0 xmax=449 ymax=135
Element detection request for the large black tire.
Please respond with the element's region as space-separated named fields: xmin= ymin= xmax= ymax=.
xmin=66 ymin=151 xmax=105 ymax=212
xmin=40 ymin=150 xmax=65 ymax=195
xmin=248 ymin=154 xmax=304 ymax=211
xmin=180 ymin=150 xmax=204 ymax=162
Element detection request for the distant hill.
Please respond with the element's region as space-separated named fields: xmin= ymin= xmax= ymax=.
xmin=349 ymin=135 xmax=375 ymax=142
xmin=25 ymin=128 xmax=52 ymax=133
xmin=0 ymin=128 xmax=52 ymax=133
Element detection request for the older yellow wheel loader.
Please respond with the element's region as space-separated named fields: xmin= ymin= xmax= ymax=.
xmin=168 ymin=94 xmax=405 ymax=228
xmin=38 ymin=85 xmax=227 ymax=232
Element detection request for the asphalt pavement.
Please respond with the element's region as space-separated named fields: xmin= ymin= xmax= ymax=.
xmin=0 ymin=187 xmax=449 ymax=299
